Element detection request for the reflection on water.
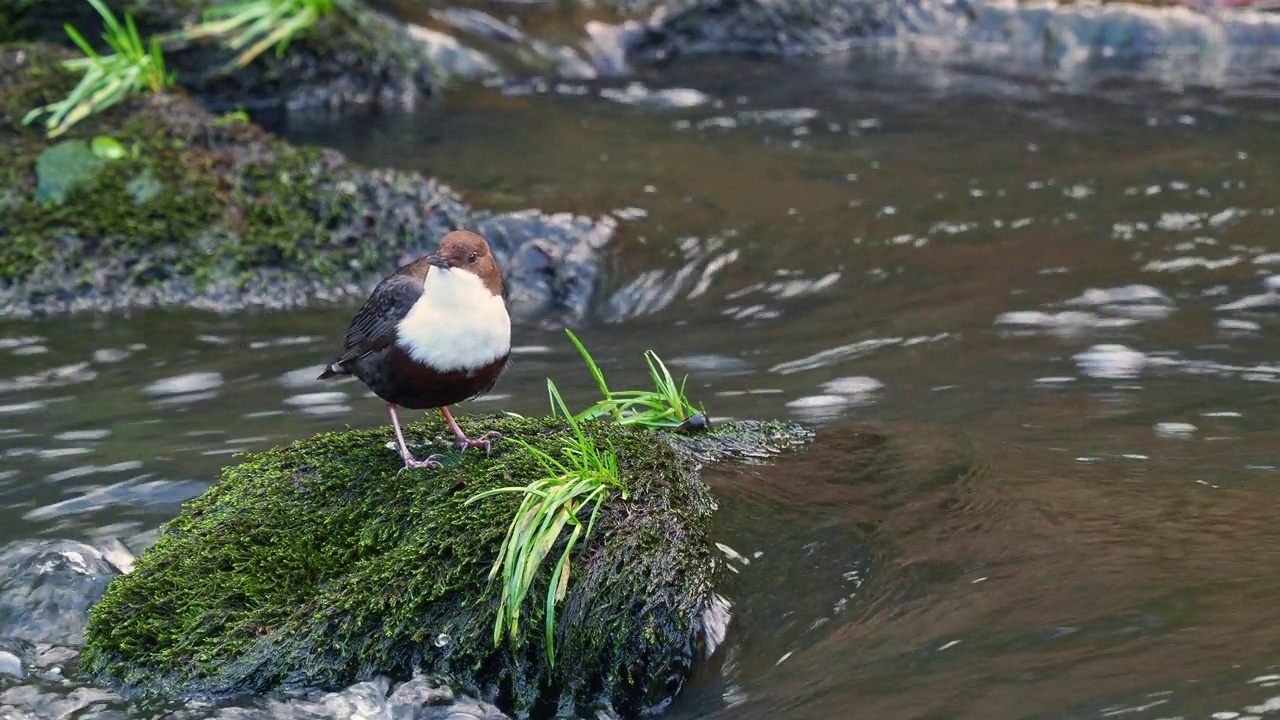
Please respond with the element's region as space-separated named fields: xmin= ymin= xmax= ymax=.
xmin=4 ymin=54 xmax=1280 ymax=718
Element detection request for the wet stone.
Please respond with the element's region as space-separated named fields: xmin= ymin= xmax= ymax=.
xmin=0 ymin=652 xmax=22 ymax=679
xmin=0 ymin=685 xmax=121 ymax=720
xmin=425 ymin=697 xmax=510 ymax=720
xmin=30 ymin=644 xmax=78 ymax=672
xmin=0 ymin=540 xmax=120 ymax=646
xmin=387 ymin=675 xmax=456 ymax=717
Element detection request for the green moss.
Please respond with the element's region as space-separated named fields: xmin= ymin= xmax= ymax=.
xmin=1 ymin=0 xmax=431 ymax=104
xmin=0 ymin=41 xmax=447 ymax=304
xmin=80 ymin=414 xmax=754 ymax=715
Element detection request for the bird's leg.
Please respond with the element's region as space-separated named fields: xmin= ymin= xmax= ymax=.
xmin=439 ymin=405 xmax=501 ymax=455
xmin=388 ymin=403 xmax=443 ymax=473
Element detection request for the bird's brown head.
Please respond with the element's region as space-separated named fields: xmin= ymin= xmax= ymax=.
xmin=425 ymin=230 xmax=503 ymax=296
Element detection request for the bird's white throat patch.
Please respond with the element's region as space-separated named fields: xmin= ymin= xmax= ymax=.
xmin=396 ymin=266 xmax=510 ymax=372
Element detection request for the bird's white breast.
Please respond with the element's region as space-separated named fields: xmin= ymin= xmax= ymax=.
xmin=395 ymin=267 xmax=511 ymax=372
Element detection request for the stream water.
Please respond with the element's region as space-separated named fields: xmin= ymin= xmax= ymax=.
xmin=4 ymin=47 xmax=1280 ymax=720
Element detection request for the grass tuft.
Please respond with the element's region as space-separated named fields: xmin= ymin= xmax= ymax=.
xmin=464 ymin=380 xmax=629 ymax=666
xmin=466 ymin=330 xmax=712 ymax=664
xmin=22 ymin=0 xmax=344 ymax=137
xmin=177 ymin=0 xmax=338 ymax=70
xmin=566 ymin=329 xmax=708 ymax=431
xmin=22 ymin=0 xmax=173 ymax=138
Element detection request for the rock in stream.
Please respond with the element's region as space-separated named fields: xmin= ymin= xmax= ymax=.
xmin=0 ymin=42 xmax=612 ymax=322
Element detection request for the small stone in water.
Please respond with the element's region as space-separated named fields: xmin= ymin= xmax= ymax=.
xmin=0 ymin=649 xmax=23 ymax=679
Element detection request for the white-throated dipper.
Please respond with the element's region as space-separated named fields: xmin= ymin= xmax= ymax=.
xmin=318 ymin=230 xmax=511 ymax=471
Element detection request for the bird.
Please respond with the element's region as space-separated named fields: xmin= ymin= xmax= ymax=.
xmin=318 ymin=230 xmax=511 ymax=471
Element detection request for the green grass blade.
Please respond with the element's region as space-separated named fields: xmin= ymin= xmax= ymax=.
xmin=564 ymin=329 xmax=613 ymax=401
xmin=544 ymin=521 xmax=582 ymax=665
xmin=63 ymin=24 xmax=100 ymax=59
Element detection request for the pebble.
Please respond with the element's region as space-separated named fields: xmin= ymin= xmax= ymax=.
xmin=0 ymin=650 xmax=23 ymax=679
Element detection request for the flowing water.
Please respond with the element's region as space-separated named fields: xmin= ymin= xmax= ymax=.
xmin=4 ymin=49 xmax=1280 ymax=719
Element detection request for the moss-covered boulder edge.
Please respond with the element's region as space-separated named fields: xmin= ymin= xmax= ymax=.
xmin=0 ymin=43 xmax=612 ymax=319
xmin=80 ymin=414 xmax=813 ymax=717
xmin=2 ymin=0 xmax=441 ymax=109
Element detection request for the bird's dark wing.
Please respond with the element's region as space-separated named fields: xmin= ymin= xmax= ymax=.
xmin=332 ymin=272 xmax=423 ymax=367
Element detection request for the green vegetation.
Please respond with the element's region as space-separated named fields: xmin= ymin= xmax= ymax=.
xmin=20 ymin=0 xmax=345 ymax=137
xmin=465 ymin=382 xmax=629 ymax=666
xmin=0 ymin=42 xmax=451 ymax=308
xmin=566 ymin=329 xmax=709 ymax=430
xmin=22 ymin=0 xmax=173 ymax=138
xmin=465 ymin=331 xmax=710 ymax=667
xmin=176 ymin=0 xmax=339 ymax=70
xmin=81 ymin=412 xmax=723 ymax=714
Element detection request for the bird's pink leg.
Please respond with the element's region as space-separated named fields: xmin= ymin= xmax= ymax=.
xmin=439 ymin=405 xmax=501 ymax=455
xmin=388 ymin=403 xmax=443 ymax=472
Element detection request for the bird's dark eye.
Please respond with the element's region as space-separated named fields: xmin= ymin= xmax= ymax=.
xmin=468 ymin=252 xmax=478 ymax=264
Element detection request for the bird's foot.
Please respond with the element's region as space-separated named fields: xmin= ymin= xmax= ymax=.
xmin=453 ymin=431 xmax=502 ymax=456
xmin=395 ymin=453 xmax=445 ymax=477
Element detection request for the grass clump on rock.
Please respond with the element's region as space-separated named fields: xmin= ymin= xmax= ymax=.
xmin=80 ymin=412 xmax=723 ymax=716
xmin=23 ymin=0 xmax=173 ymax=138
xmin=566 ymin=329 xmax=709 ymax=432
xmin=466 ymin=381 xmax=629 ymax=666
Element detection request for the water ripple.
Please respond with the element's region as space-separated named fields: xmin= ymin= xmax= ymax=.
xmin=142 ymin=372 xmax=224 ymax=398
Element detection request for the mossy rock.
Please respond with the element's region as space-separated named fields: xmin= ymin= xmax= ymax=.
xmin=79 ymin=415 xmax=811 ymax=716
xmin=0 ymin=0 xmax=436 ymax=109
xmin=0 ymin=42 xmax=610 ymax=319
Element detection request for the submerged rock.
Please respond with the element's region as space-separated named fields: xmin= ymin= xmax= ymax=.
xmin=79 ymin=416 xmax=810 ymax=716
xmin=0 ymin=540 xmax=120 ymax=646
xmin=0 ymin=43 xmax=612 ymax=320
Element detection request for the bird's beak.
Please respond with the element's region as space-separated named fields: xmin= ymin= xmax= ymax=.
xmin=426 ymin=255 xmax=450 ymax=270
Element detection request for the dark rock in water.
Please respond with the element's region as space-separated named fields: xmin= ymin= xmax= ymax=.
xmin=0 ymin=540 xmax=120 ymax=646
xmin=676 ymin=419 xmax=816 ymax=464
xmin=619 ymin=0 xmax=897 ymax=62
xmin=79 ymin=415 xmax=811 ymax=717
xmin=603 ymin=0 xmax=1280 ymax=85
xmin=474 ymin=211 xmax=616 ymax=324
xmin=0 ymin=43 xmax=612 ymax=320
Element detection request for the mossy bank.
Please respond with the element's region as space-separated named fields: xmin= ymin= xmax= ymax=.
xmin=0 ymin=0 xmax=440 ymax=109
xmin=79 ymin=415 xmax=811 ymax=716
xmin=0 ymin=43 xmax=612 ymax=319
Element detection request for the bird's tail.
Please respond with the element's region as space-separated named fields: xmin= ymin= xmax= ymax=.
xmin=317 ymin=360 xmax=349 ymax=380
